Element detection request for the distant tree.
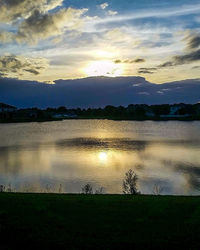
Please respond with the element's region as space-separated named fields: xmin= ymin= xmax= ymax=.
xmin=151 ymin=104 xmax=170 ymax=116
xmin=123 ymin=169 xmax=139 ymax=195
xmin=57 ymin=106 xmax=67 ymax=112
xmin=0 ymin=185 xmax=5 ymax=192
xmin=153 ymin=184 xmax=163 ymax=195
xmin=95 ymin=187 xmax=105 ymax=194
xmin=59 ymin=184 xmax=63 ymax=193
xmin=7 ymin=184 xmax=12 ymax=192
xmin=82 ymin=183 xmax=93 ymax=194
xmin=45 ymin=184 xmax=51 ymax=193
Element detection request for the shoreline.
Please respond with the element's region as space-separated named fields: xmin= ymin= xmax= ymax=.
xmin=1 ymin=116 xmax=200 ymax=124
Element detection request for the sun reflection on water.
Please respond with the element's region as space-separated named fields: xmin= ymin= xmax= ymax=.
xmin=98 ymin=151 xmax=108 ymax=162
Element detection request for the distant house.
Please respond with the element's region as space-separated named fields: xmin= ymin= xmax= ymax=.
xmin=0 ymin=103 xmax=17 ymax=113
xmin=52 ymin=112 xmax=77 ymax=119
xmin=169 ymin=105 xmax=183 ymax=115
xmin=160 ymin=104 xmax=190 ymax=118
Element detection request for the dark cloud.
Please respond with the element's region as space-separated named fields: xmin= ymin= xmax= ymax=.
xmin=158 ymin=33 xmax=200 ymax=68
xmin=16 ymin=8 xmax=87 ymax=44
xmin=185 ymin=33 xmax=200 ymax=50
xmin=134 ymin=58 xmax=145 ymax=63
xmin=138 ymin=67 xmax=157 ymax=74
xmin=138 ymin=70 xmax=154 ymax=74
xmin=114 ymin=59 xmax=121 ymax=64
xmin=114 ymin=58 xmax=145 ymax=64
xmin=0 ymin=55 xmax=48 ymax=78
xmin=159 ymin=49 xmax=200 ymax=67
xmin=0 ymin=76 xmax=200 ymax=108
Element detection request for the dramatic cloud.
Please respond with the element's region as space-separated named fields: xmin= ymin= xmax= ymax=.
xmin=114 ymin=58 xmax=145 ymax=64
xmin=0 ymin=0 xmax=63 ymax=23
xmin=0 ymin=0 xmax=88 ymax=44
xmin=159 ymin=49 xmax=200 ymax=67
xmin=16 ymin=8 xmax=88 ymax=44
xmin=0 ymin=55 xmax=49 ymax=78
xmin=1 ymin=76 xmax=200 ymax=108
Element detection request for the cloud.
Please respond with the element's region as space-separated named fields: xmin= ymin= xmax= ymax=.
xmin=1 ymin=76 xmax=200 ymax=108
xmin=16 ymin=8 xmax=88 ymax=44
xmin=114 ymin=58 xmax=145 ymax=64
xmin=92 ymin=4 xmax=200 ymax=26
xmin=138 ymin=92 xmax=150 ymax=95
xmin=138 ymin=70 xmax=154 ymax=74
xmin=134 ymin=58 xmax=145 ymax=63
xmin=138 ymin=67 xmax=157 ymax=74
xmin=107 ymin=10 xmax=118 ymax=16
xmin=0 ymin=0 xmax=64 ymax=23
xmin=0 ymin=32 xmax=14 ymax=43
xmin=159 ymin=49 xmax=200 ymax=67
xmin=0 ymin=0 xmax=88 ymax=44
xmin=99 ymin=3 xmax=109 ymax=10
xmin=184 ymin=33 xmax=200 ymax=50
xmin=0 ymin=55 xmax=49 ymax=78
xmin=157 ymin=32 xmax=200 ymax=68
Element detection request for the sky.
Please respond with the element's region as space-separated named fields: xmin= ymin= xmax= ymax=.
xmin=0 ymin=0 xmax=200 ymax=85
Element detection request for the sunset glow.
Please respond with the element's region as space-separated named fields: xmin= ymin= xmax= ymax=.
xmin=84 ymin=61 xmax=123 ymax=77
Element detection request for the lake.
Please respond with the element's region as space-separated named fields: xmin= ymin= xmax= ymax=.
xmin=0 ymin=120 xmax=200 ymax=195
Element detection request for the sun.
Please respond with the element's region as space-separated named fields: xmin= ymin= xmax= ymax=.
xmin=84 ymin=61 xmax=123 ymax=77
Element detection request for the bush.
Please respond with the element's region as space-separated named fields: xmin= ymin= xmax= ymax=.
xmin=82 ymin=184 xmax=93 ymax=194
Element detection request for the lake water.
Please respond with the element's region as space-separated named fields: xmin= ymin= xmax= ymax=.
xmin=0 ymin=120 xmax=200 ymax=195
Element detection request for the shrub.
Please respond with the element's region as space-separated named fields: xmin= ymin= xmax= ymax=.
xmin=82 ymin=184 xmax=93 ymax=194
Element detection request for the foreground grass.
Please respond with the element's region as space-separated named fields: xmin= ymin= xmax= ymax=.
xmin=0 ymin=193 xmax=200 ymax=249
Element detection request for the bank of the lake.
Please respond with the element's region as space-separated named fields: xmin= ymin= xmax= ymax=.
xmin=1 ymin=115 xmax=200 ymax=123
xmin=0 ymin=193 xmax=200 ymax=249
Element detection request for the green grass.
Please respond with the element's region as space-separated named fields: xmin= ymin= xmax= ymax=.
xmin=0 ymin=193 xmax=200 ymax=249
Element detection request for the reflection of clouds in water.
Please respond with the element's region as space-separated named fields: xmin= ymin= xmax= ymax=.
xmin=55 ymin=137 xmax=148 ymax=151
xmin=0 ymin=134 xmax=200 ymax=194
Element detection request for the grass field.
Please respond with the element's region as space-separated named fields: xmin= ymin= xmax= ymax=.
xmin=0 ymin=193 xmax=200 ymax=249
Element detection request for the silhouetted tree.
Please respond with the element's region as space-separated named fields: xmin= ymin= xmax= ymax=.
xmin=59 ymin=184 xmax=63 ymax=193
xmin=153 ymin=184 xmax=163 ymax=195
xmin=123 ymin=169 xmax=139 ymax=194
xmin=0 ymin=185 xmax=5 ymax=192
xmin=7 ymin=184 xmax=12 ymax=192
xmin=82 ymin=183 xmax=93 ymax=194
xmin=95 ymin=187 xmax=105 ymax=194
xmin=57 ymin=106 xmax=67 ymax=112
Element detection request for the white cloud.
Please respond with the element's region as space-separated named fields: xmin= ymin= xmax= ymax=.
xmin=93 ymin=4 xmax=200 ymax=26
xmin=100 ymin=2 xmax=109 ymax=10
xmin=107 ymin=10 xmax=118 ymax=16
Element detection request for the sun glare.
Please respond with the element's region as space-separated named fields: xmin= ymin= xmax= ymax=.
xmin=84 ymin=61 xmax=123 ymax=77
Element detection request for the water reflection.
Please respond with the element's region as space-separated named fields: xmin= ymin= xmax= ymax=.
xmin=0 ymin=120 xmax=200 ymax=194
